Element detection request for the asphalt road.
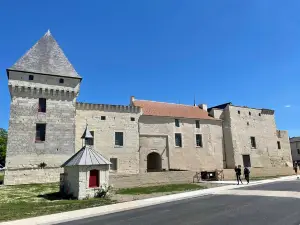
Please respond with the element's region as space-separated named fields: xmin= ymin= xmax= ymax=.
xmin=59 ymin=180 xmax=300 ymax=225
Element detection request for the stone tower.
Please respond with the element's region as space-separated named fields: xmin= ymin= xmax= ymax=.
xmin=4 ymin=30 xmax=82 ymax=185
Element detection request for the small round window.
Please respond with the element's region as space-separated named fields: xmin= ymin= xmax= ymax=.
xmin=59 ymin=78 xmax=64 ymax=84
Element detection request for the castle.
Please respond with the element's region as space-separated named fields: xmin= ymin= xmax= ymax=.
xmin=4 ymin=31 xmax=292 ymax=185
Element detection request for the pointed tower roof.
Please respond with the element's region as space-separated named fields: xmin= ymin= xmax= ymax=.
xmin=62 ymin=146 xmax=111 ymax=167
xmin=81 ymin=124 xmax=93 ymax=139
xmin=9 ymin=30 xmax=81 ymax=78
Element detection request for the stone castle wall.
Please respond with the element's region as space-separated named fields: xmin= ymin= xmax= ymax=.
xmin=139 ymin=116 xmax=224 ymax=172
xmin=223 ymin=105 xmax=292 ymax=168
xmin=75 ymin=103 xmax=142 ymax=174
xmin=290 ymin=141 xmax=300 ymax=162
xmin=4 ymin=70 xmax=80 ymax=185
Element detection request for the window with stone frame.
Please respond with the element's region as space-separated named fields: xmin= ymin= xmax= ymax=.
xmin=59 ymin=78 xmax=64 ymax=84
xmin=250 ymin=136 xmax=256 ymax=148
xmin=196 ymin=134 xmax=203 ymax=147
xmin=36 ymin=124 xmax=46 ymax=142
xmin=175 ymin=133 xmax=182 ymax=147
xmin=29 ymin=75 xmax=34 ymax=80
xmin=110 ymin=158 xmax=118 ymax=171
xmin=89 ymin=169 xmax=99 ymax=188
xmin=277 ymin=141 xmax=281 ymax=149
xmin=195 ymin=120 xmax=200 ymax=128
xmin=115 ymin=132 xmax=124 ymax=146
xmin=297 ymin=149 xmax=300 ymax=154
xmin=38 ymin=98 xmax=46 ymax=113
xmin=175 ymin=119 xmax=180 ymax=127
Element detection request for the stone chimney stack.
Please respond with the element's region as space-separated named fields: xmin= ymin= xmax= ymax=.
xmin=130 ymin=96 xmax=135 ymax=105
xmin=198 ymin=104 xmax=208 ymax=111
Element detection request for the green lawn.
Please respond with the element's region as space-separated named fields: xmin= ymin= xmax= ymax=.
xmin=116 ymin=183 xmax=206 ymax=195
xmin=0 ymin=183 xmax=115 ymax=222
xmin=0 ymin=174 xmax=3 ymax=183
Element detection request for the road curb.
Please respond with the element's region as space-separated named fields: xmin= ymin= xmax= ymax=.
xmin=0 ymin=175 xmax=296 ymax=225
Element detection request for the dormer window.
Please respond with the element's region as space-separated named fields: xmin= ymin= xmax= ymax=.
xmin=29 ymin=75 xmax=34 ymax=81
xmin=59 ymin=78 xmax=64 ymax=84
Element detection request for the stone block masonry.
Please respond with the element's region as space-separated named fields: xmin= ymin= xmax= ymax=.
xmin=75 ymin=103 xmax=142 ymax=174
xmin=139 ymin=116 xmax=224 ymax=172
xmin=4 ymin=168 xmax=63 ymax=185
xmin=4 ymin=70 xmax=80 ymax=185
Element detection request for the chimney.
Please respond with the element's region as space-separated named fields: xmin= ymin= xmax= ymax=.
xmin=130 ymin=96 xmax=135 ymax=105
xmin=198 ymin=104 xmax=207 ymax=111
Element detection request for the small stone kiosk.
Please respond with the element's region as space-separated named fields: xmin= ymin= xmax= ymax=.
xmin=61 ymin=125 xmax=111 ymax=200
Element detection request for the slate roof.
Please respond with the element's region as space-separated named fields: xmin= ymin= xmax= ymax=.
xmin=132 ymin=99 xmax=216 ymax=120
xmin=10 ymin=30 xmax=81 ymax=78
xmin=290 ymin=137 xmax=300 ymax=143
xmin=62 ymin=146 xmax=111 ymax=167
xmin=81 ymin=126 xmax=93 ymax=139
xmin=208 ymin=102 xmax=232 ymax=111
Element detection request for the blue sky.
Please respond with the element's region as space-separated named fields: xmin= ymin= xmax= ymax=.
xmin=0 ymin=1 xmax=300 ymax=136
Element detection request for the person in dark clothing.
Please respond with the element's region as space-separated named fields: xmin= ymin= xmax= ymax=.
xmin=244 ymin=167 xmax=250 ymax=184
xmin=235 ymin=165 xmax=243 ymax=185
xmin=293 ymin=162 xmax=298 ymax=178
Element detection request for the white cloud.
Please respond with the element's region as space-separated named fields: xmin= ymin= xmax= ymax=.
xmin=284 ymin=105 xmax=291 ymax=108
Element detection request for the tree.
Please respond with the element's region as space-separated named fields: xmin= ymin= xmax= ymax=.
xmin=0 ymin=128 xmax=7 ymax=166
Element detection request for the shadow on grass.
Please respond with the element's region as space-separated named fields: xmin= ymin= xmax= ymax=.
xmin=37 ymin=192 xmax=76 ymax=201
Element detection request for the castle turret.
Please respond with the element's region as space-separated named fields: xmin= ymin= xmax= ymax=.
xmin=4 ymin=30 xmax=82 ymax=185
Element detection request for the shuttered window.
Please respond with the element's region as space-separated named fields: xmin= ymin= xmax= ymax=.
xmin=110 ymin=158 xmax=118 ymax=171
xmin=89 ymin=170 xmax=99 ymax=188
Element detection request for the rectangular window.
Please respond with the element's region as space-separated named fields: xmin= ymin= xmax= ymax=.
xmin=38 ymin=98 xmax=46 ymax=113
xmin=88 ymin=131 xmax=94 ymax=146
xmin=298 ymin=149 xmax=300 ymax=154
xmin=101 ymin=116 xmax=106 ymax=120
xmin=36 ymin=124 xmax=46 ymax=142
xmin=175 ymin=133 xmax=182 ymax=147
xmin=250 ymin=137 xmax=256 ymax=148
xmin=175 ymin=119 xmax=180 ymax=127
xmin=196 ymin=134 xmax=203 ymax=147
xmin=115 ymin=132 xmax=124 ymax=146
xmin=131 ymin=117 xmax=135 ymax=121
xmin=195 ymin=120 xmax=200 ymax=128
xmin=110 ymin=158 xmax=118 ymax=171
xmin=277 ymin=141 xmax=281 ymax=149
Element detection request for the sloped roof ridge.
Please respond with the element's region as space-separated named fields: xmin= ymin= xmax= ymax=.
xmin=134 ymin=98 xmax=199 ymax=107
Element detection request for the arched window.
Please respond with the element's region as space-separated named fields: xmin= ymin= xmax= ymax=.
xmin=89 ymin=169 xmax=99 ymax=188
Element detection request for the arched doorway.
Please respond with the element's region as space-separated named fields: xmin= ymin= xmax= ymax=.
xmin=147 ymin=152 xmax=162 ymax=172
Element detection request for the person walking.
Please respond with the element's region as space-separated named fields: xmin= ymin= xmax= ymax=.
xmin=244 ymin=167 xmax=250 ymax=184
xmin=235 ymin=165 xmax=243 ymax=185
xmin=293 ymin=161 xmax=298 ymax=179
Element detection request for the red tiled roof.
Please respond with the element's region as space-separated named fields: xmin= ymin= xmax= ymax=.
xmin=132 ymin=100 xmax=216 ymax=120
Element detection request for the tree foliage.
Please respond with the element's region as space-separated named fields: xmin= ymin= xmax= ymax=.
xmin=0 ymin=128 xmax=7 ymax=166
